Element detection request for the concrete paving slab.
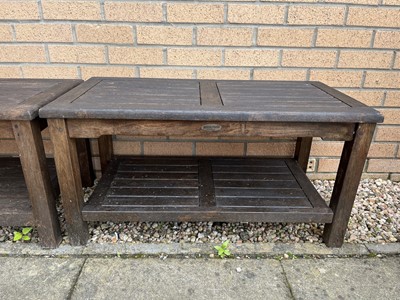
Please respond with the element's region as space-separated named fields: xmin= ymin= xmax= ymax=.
xmin=0 ymin=257 xmax=85 ymax=300
xmin=72 ymin=258 xmax=291 ymax=300
xmin=283 ymin=257 xmax=400 ymax=300
xmin=254 ymin=243 xmax=369 ymax=256
xmin=366 ymin=243 xmax=400 ymax=255
xmin=0 ymin=242 xmax=84 ymax=256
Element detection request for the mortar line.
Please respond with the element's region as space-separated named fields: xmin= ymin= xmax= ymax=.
xmin=390 ymin=51 xmax=396 ymax=69
xmin=223 ymin=3 xmax=228 ymax=24
xmin=66 ymin=257 xmax=87 ymax=300
xmin=343 ymin=5 xmax=350 ymax=26
xmin=10 ymin=24 xmax=17 ymax=41
xmin=312 ymin=27 xmax=318 ymax=47
xmin=2 ymin=19 xmax=400 ymax=30
xmin=193 ymin=27 xmax=198 ymax=46
xmin=132 ymin=25 xmax=138 ymax=46
xmin=284 ymin=5 xmax=289 ymax=25
xmin=252 ymin=27 xmax=258 ymax=47
xmin=360 ymin=70 xmax=367 ymax=88
xmin=37 ymin=0 xmax=44 ymax=21
xmin=279 ymin=261 xmax=296 ymax=300
xmin=162 ymin=1 xmax=167 ymax=23
xmin=99 ymin=0 xmax=105 ymax=21
xmin=370 ymin=30 xmax=376 ymax=48
xmin=104 ymin=45 xmax=110 ymax=64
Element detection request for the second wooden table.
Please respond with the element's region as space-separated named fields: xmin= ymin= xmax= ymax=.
xmin=39 ymin=78 xmax=383 ymax=247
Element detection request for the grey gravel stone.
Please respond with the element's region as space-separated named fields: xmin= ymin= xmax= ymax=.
xmin=282 ymin=257 xmax=400 ymax=300
xmin=0 ymin=257 xmax=84 ymax=300
xmin=71 ymin=258 xmax=291 ymax=300
xmin=1 ymin=179 xmax=399 ymax=246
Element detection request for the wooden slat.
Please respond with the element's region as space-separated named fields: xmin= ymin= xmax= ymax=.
xmin=285 ymin=159 xmax=328 ymax=209
xmin=111 ymin=179 xmax=198 ymax=188
xmin=311 ymin=81 xmax=367 ymax=108
xmin=200 ymin=81 xmax=223 ymax=106
xmin=39 ymin=79 xmax=383 ymax=123
xmin=212 ymin=165 xmax=290 ymax=173
xmin=214 ymin=180 xmax=299 ymax=189
xmin=215 ymin=188 xmax=305 ymax=198
xmin=217 ymin=197 xmax=311 ymax=208
xmin=115 ymin=172 xmax=199 ymax=180
xmin=0 ymin=79 xmax=82 ymax=121
xmin=0 ymin=157 xmax=58 ymax=227
xmin=103 ymin=197 xmax=199 ymax=207
xmin=117 ymin=164 xmax=198 ymax=172
xmin=108 ymin=187 xmax=198 ymax=197
xmin=213 ymin=173 xmax=294 ymax=180
xmin=198 ymin=159 xmax=216 ymax=207
xmin=83 ymin=157 xmax=333 ymax=224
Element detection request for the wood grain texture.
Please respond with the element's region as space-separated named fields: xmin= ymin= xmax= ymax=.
xmin=323 ymin=123 xmax=376 ymax=247
xmin=0 ymin=79 xmax=82 ymax=120
xmin=0 ymin=121 xmax=13 ymax=138
xmin=12 ymin=119 xmax=61 ymax=248
xmin=48 ymin=118 xmax=88 ymax=246
xmin=67 ymin=119 xmax=355 ymax=141
xmin=39 ymin=79 xmax=383 ymax=123
xmin=82 ymin=157 xmax=332 ymax=223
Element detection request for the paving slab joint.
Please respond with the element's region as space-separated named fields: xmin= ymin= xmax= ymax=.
xmin=66 ymin=257 xmax=87 ymax=300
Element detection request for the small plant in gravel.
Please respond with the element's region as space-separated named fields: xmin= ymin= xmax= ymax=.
xmin=214 ymin=240 xmax=231 ymax=258
xmin=13 ymin=227 xmax=32 ymax=242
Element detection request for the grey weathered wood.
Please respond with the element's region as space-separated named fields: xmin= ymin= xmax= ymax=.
xmin=323 ymin=123 xmax=376 ymax=247
xmin=39 ymin=79 xmax=383 ymax=123
xmin=0 ymin=79 xmax=81 ymax=120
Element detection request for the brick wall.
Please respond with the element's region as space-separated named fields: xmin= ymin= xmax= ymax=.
xmin=0 ymin=0 xmax=399 ymax=180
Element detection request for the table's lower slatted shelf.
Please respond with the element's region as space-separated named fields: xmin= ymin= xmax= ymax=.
xmin=83 ymin=157 xmax=333 ymax=223
xmin=0 ymin=158 xmax=57 ymax=226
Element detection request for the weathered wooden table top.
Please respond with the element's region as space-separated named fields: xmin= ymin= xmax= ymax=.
xmin=39 ymin=78 xmax=383 ymax=123
xmin=0 ymin=79 xmax=82 ymax=120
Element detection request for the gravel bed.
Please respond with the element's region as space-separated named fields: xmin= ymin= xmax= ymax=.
xmin=1 ymin=179 xmax=399 ymax=245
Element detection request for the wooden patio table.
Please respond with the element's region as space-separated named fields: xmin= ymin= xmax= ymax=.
xmin=40 ymin=78 xmax=383 ymax=247
xmin=0 ymin=79 xmax=83 ymax=248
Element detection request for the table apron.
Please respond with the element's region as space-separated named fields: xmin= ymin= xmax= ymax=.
xmin=0 ymin=120 xmax=14 ymax=138
xmin=66 ymin=119 xmax=356 ymax=141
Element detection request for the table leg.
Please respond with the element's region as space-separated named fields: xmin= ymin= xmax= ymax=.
xmin=76 ymin=139 xmax=95 ymax=187
xmin=323 ymin=123 xmax=375 ymax=247
xmin=48 ymin=119 xmax=88 ymax=245
xmin=98 ymin=135 xmax=113 ymax=174
xmin=294 ymin=137 xmax=313 ymax=172
xmin=12 ymin=119 xmax=61 ymax=248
